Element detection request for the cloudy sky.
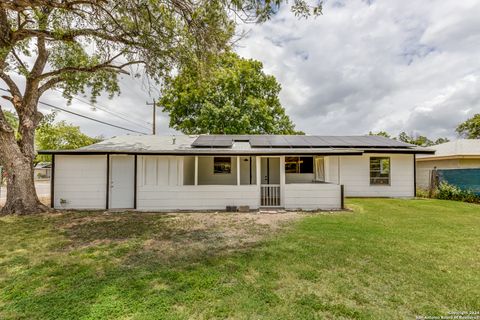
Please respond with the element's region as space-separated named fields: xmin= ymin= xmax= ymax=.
xmin=13 ymin=0 xmax=480 ymax=139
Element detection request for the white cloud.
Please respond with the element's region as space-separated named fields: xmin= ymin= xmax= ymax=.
xmin=4 ymin=0 xmax=478 ymax=140
xmin=236 ymin=0 xmax=480 ymax=138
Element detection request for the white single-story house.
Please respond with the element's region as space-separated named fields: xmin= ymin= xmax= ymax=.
xmin=416 ymin=139 xmax=480 ymax=189
xmin=34 ymin=162 xmax=52 ymax=180
xmin=39 ymin=135 xmax=434 ymax=211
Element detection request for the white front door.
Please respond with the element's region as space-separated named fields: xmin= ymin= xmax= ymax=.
xmin=110 ymin=155 xmax=135 ymax=209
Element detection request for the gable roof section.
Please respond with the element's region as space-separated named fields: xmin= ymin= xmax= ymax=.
xmin=38 ymin=134 xmax=434 ymax=155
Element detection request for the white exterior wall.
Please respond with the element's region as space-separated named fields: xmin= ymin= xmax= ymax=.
xmin=198 ymin=156 xmax=237 ymax=185
xmin=284 ymin=183 xmax=341 ymax=210
xmin=239 ymin=156 xmax=256 ymax=185
xmin=137 ymin=185 xmax=259 ymax=210
xmin=54 ymin=155 xmax=107 ymax=209
xmin=53 ymin=153 xmax=414 ymax=211
xmin=137 ymin=155 xmax=259 ymax=210
xmin=326 ymin=154 xmax=415 ymax=197
xmin=183 ymin=156 xmax=195 ymax=185
xmin=286 ymin=173 xmax=315 ymax=183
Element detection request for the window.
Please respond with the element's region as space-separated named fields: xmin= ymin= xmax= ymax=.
xmin=285 ymin=157 xmax=314 ymax=174
xmin=213 ymin=157 xmax=231 ymax=174
xmin=370 ymin=157 xmax=390 ymax=185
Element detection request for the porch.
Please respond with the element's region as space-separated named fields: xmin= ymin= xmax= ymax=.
xmin=135 ymin=155 xmax=343 ymax=211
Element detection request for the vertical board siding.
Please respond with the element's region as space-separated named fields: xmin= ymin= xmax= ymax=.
xmin=54 ymin=155 xmax=107 ymax=209
xmin=137 ymin=156 xmax=261 ymax=210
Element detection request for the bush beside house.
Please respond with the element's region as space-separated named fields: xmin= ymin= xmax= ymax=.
xmin=417 ymin=182 xmax=480 ymax=204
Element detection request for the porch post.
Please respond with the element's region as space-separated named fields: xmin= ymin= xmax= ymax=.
xmin=280 ymin=156 xmax=285 ymax=207
xmin=256 ymin=156 xmax=261 ymax=208
xmin=237 ymin=156 xmax=241 ymax=186
xmin=194 ymin=156 xmax=198 ymax=186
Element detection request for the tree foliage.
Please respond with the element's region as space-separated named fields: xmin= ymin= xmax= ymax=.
xmin=2 ymin=110 xmax=100 ymax=163
xmin=0 ymin=0 xmax=320 ymax=213
xmin=369 ymin=131 xmax=449 ymax=147
xmin=456 ymin=114 xmax=480 ymax=139
xmin=368 ymin=131 xmax=391 ymax=138
xmin=160 ymin=52 xmax=300 ymax=134
xmin=398 ymin=132 xmax=449 ymax=147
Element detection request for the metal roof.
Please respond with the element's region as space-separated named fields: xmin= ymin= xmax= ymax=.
xmin=38 ymin=134 xmax=435 ymax=155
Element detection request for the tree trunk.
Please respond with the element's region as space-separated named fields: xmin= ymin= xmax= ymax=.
xmin=0 ymin=129 xmax=49 ymax=215
xmin=1 ymin=156 xmax=48 ymax=215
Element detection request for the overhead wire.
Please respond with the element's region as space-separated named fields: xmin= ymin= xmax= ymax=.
xmin=0 ymin=87 xmax=148 ymax=134
xmin=53 ymin=89 xmax=153 ymax=131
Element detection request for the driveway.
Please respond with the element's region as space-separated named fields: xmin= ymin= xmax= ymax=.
xmin=0 ymin=181 xmax=50 ymax=203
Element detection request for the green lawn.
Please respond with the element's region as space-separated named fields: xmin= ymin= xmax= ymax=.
xmin=0 ymin=199 xmax=479 ymax=319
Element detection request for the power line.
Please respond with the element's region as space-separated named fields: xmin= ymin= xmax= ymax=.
xmin=1 ymin=87 xmax=149 ymax=134
xmin=54 ymin=89 xmax=153 ymax=131
xmin=38 ymin=101 xmax=148 ymax=134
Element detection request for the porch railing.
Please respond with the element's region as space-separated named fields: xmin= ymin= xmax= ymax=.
xmin=260 ymin=184 xmax=281 ymax=207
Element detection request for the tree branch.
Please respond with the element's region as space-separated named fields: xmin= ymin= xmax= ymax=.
xmin=0 ymin=104 xmax=14 ymax=134
xmin=0 ymin=0 xmax=108 ymax=12
xmin=13 ymin=28 xmax=140 ymax=46
xmin=11 ymin=48 xmax=28 ymax=72
xmin=29 ymin=33 xmax=48 ymax=79
xmin=38 ymin=76 xmax=63 ymax=95
xmin=0 ymin=72 xmax=22 ymax=100
xmin=38 ymin=60 xmax=145 ymax=80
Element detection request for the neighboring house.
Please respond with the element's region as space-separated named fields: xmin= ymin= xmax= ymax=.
xmin=34 ymin=162 xmax=52 ymax=180
xmin=39 ymin=135 xmax=433 ymax=211
xmin=416 ymin=139 xmax=480 ymax=189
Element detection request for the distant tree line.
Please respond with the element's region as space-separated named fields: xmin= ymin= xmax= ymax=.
xmin=369 ymin=114 xmax=480 ymax=146
xmin=368 ymin=131 xmax=449 ymax=147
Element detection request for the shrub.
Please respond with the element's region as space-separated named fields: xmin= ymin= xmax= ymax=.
xmin=436 ymin=182 xmax=480 ymax=203
xmin=415 ymin=188 xmax=430 ymax=198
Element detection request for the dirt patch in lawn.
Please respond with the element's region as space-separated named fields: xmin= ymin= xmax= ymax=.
xmin=55 ymin=210 xmax=313 ymax=264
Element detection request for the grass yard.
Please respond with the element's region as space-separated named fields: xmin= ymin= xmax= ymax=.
xmin=0 ymin=199 xmax=479 ymax=319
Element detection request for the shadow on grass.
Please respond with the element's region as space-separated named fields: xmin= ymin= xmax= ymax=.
xmin=1 ymin=211 xmax=280 ymax=319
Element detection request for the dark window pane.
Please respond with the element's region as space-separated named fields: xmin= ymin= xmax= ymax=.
xmin=370 ymin=157 xmax=390 ymax=185
xmin=214 ymin=157 xmax=231 ymax=174
xmin=285 ymin=157 xmax=314 ymax=174
xmin=285 ymin=157 xmax=298 ymax=173
xmin=299 ymin=157 xmax=313 ymax=173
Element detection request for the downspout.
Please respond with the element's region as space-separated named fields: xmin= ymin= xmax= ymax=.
xmin=249 ymin=156 xmax=252 ymax=184
xmin=50 ymin=154 xmax=55 ymax=208
xmin=106 ymin=154 xmax=110 ymax=210
xmin=413 ymin=154 xmax=417 ymax=197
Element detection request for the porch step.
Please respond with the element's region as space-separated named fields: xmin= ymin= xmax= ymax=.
xmin=259 ymin=208 xmax=286 ymax=214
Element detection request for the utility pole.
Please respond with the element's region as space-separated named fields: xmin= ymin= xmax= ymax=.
xmin=146 ymin=100 xmax=156 ymax=135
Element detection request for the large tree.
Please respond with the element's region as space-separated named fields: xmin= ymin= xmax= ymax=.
xmin=3 ymin=110 xmax=101 ymax=163
xmin=160 ymin=52 xmax=300 ymax=134
xmin=456 ymin=114 xmax=480 ymax=139
xmin=0 ymin=0 xmax=320 ymax=214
